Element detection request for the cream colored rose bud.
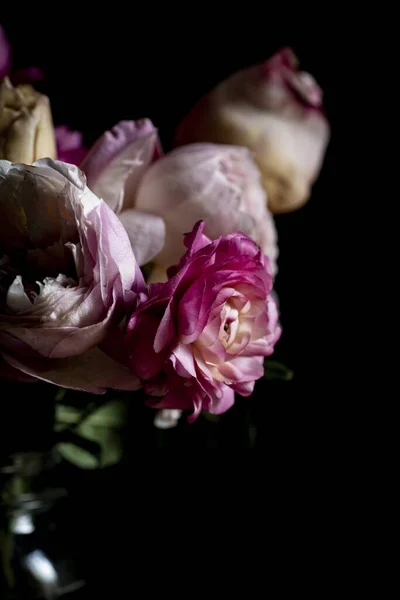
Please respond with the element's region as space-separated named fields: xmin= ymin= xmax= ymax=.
xmin=175 ymin=48 xmax=330 ymax=214
xmin=0 ymin=77 xmax=56 ymax=164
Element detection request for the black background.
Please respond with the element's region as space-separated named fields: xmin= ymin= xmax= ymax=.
xmin=1 ymin=16 xmax=340 ymax=594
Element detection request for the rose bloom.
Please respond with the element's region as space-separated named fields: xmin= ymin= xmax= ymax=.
xmin=0 ymin=78 xmax=56 ymax=164
xmin=126 ymin=222 xmax=281 ymax=420
xmin=80 ymin=120 xmax=165 ymax=266
xmin=135 ymin=143 xmax=278 ymax=276
xmin=175 ymin=47 xmax=330 ymax=214
xmin=0 ymin=158 xmax=143 ymax=392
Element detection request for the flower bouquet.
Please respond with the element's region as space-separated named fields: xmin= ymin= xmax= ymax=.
xmin=1 ymin=25 xmax=330 ymax=596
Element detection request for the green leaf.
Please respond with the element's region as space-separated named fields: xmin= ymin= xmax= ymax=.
xmin=263 ymin=360 xmax=294 ymax=381
xmin=55 ymin=400 xmax=126 ymax=429
xmin=77 ymin=424 xmax=123 ymax=468
xmin=56 ymin=443 xmax=100 ymax=469
xmin=55 ymin=400 xmax=126 ymax=469
xmin=83 ymin=400 xmax=127 ymax=429
xmin=55 ymin=404 xmax=82 ymax=427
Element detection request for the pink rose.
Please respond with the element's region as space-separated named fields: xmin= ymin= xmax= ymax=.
xmin=0 ymin=158 xmax=144 ymax=392
xmin=126 ymin=222 xmax=281 ymax=421
xmin=55 ymin=126 xmax=88 ymax=165
xmin=135 ymin=143 xmax=278 ymax=275
xmin=174 ymin=47 xmax=330 ymax=213
xmin=80 ymin=120 xmax=165 ymax=266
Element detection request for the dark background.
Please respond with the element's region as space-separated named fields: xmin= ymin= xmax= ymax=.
xmin=1 ymin=16 xmax=339 ymax=594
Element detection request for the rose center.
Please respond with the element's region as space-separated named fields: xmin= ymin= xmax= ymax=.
xmin=220 ymin=305 xmax=241 ymax=347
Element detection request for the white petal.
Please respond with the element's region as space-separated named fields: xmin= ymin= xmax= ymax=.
xmin=154 ymin=409 xmax=182 ymax=429
xmin=6 ymin=276 xmax=32 ymax=313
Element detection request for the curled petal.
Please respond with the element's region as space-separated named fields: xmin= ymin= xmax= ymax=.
xmin=209 ymin=385 xmax=235 ymax=415
xmin=218 ymin=355 xmax=264 ymax=387
xmin=81 ymin=120 xmax=162 ymax=213
xmin=1 ymin=284 xmax=117 ymax=359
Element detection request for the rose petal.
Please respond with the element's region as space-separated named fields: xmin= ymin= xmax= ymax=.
xmin=210 ymin=385 xmax=235 ymax=414
xmin=117 ymin=209 xmax=166 ymax=266
xmin=2 ymin=347 xmax=141 ymax=393
xmin=55 ymin=125 xmax=88 ymax=165
xmin=6 ymin=276 xmax=32 ymax=313
xmin=172 ymin=343 xmax=197 ymax=378
xmin=81 ymin=120 xmax=161 ymax=213
xmin=126 ymin=312 xmax=167 ymax=380
xmin=219 ymin=355 xmax=264 ymax=387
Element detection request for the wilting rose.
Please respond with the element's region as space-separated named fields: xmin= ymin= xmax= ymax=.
xmin=126 ymin=222 xmax=281 ymax=421
xmin=80 ymin=120 xmax=165 ymax=266
xmin=175 ymin=47 xmax=330 ymax=214
xmin=0 ymin=78 xmax=56 ymax=164
xmin=55 ymin=125 xmax=88 ymax=165
xmin=0 ymin=25 xmax=11 ymax=80
xmin=135 ymin=143 xmax=278 ymax=275
xmin=0 ymin=158 xmax=144 ymax=392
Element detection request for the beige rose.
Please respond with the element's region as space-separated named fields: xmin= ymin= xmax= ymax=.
xmin=0 ymin=77 xmax=56 ymax=164
xmin=175 ymin=48 xmax=330 ymax=214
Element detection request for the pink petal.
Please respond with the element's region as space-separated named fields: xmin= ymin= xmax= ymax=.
xmin=183 ymin=220 xmax=212 ymax=255
xmin=172 ymin=343 xmax=197 ymax=378
xmin=80 ymin=120 xmax=162 ymax=213
xmin=231 ymin=380 xmax=256 ymax=396
xmin=178 ymin=278 xmax=210 ymax=344
xmin=55 ymin=125 xmax=88 ymax=165
xmin=134 ymin=144 xmax=269 ymax=267
xmin=117 ymin=209 xmax=166 ymax=266
xmin=219 ymin=355 xmax=264 ymax=387
xmin=210 ymin=385 xmax=235 ymax=414
xmin=154 ymin=299 xmax=176 ymax=353
xmin=126 ymin=312 xmax=167 ymax=380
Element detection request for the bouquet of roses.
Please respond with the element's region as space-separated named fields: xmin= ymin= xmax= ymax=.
xmin=0 ymin=26 xmax=330 ymax=463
